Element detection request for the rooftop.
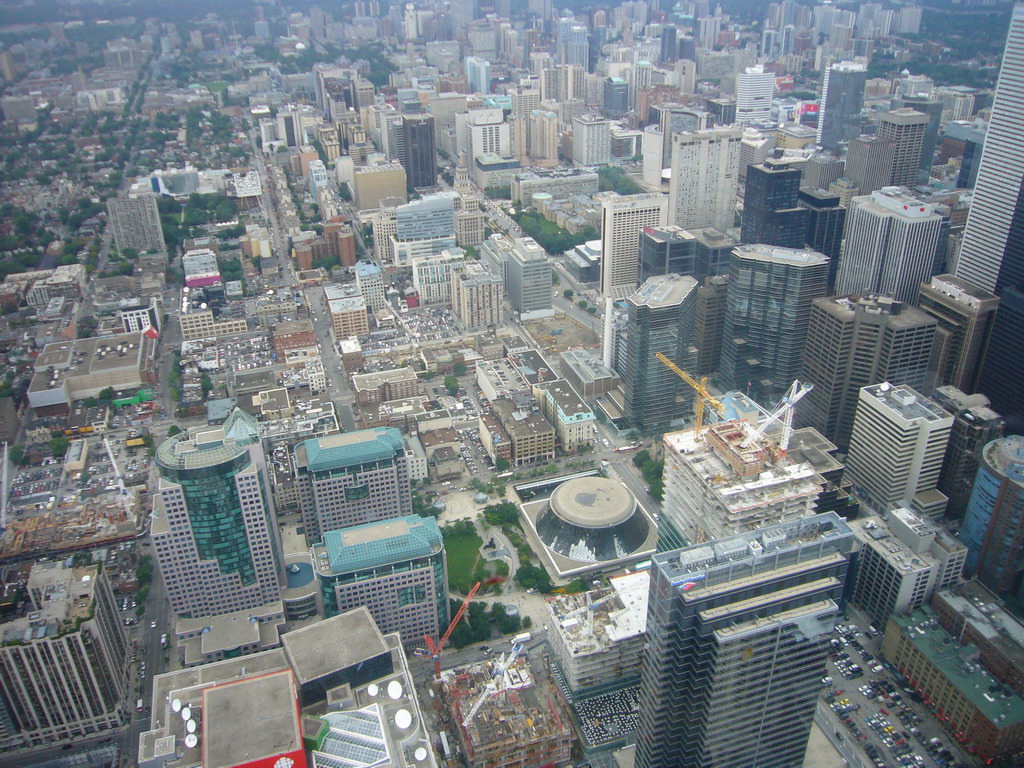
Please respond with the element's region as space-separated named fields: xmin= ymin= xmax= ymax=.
xmin=629 ymin=274 xmax=698 ymax=310
xmin=156 ymin=409 xmax=260 ymax=473
xmin=203 ymin=670 xmax=302 ymax=768
xmin=298 ymin=428 xmax=406 ymax=474
xmin=982 ymin=436 xmax=1024 ymax=487
xmin=1 ymin=562 xmax=99 ymax=643
xmin=536 ymin=380 xmax=594 ymax=420
xmin=732 ymin=243 xmax=829 ymax=268
xmin=282 ymin=607 xmax=390 ymax=685
xmin=547 ymin=571 xmax=649 ymax=656
xmin=314 ymin=515 xmax=443 ymax=575
xmin=863 ymin=383 xmax=950 ymax=424
xmin=560 ymin=348 xmax=618 ymax=384
xmin=894 ymin=608 xmax=1024 ymax=728
xmin=935 ymin=581 xmax=1024 ymax=676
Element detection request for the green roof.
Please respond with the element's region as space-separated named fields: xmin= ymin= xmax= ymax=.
xmin=302 ymin=428 xmax=405 ymax=473
xmin=895 ymin=608 xmax=1024 ymax=728
xmin=319 ymin=515 xmax=442 ymax=574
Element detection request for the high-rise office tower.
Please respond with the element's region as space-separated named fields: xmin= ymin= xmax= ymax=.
xmin=400 ymin=114 xmax=437 ymax=190
xmin=798 ymin=188 xmax=846 ymax=289
xmin=740 ymin=160 xmax=809 ymax=249
xmin=295 ymin=428 xmax=415 ymax=543
xmin=695 ymin=274 xmax=729 ymax=375
xmin=845 ymin=383 xmax=953 ymax=517
xmin=600 ymin=192 xmax=668 ymax=297
xmin=917 ymin=274 xmax=1000 ymax=393
xmin=719 ymin=244 xmax=829 ymax=397
xmin=506 ymin=236 xmax=552 ymax=313
xmin=464 ymin=56 xmax=491 ymax=94
xmin=735 ymin=65 xmax=774 ymax=124
xmin=802 ymin=153 xmax=847 ymax=190
xmin=844 ymin=135 xmax=895 ymax=196
xmin=602 ymin=76 xmax=629 ymax=116
xmin=891 ymin=96 xmax=943 ymax=181
xmin=659 ymin=24 xmax=678 ymax=63
xmin=835 ymin=188 xmax=943 ymax=304
xmin=572 ymin=114 xmax=611 ymax=166
xmin=959 ymin=435 xmax=1024 ymax=597
xmin=637 ymin=225 xmax=735 ymax=285
xmin=107 ymin=188 xmax=165 ymax=255
xmin=800 ymin=295 xmax=937 ymax=450
xmin=621 ymin=274 xmax=699 ymax=432
xmin=932 ymin=387 xmax=1004 ymax=520
xmin=636 ymin=513 xmax=853 ymax=768
xmin=152 ymin=409 xmax=283 ymax=619
xmin=952 ymin=122 xmax=986 ymax=189
xmin=0 ymin=562 xmax=129 ymax=748
xmin=313 ymin=514 xmax=449 ymax=644
xmin=668 ymin=127 xmax=742 ymax=231
xmin=954 ymin=5 xmax=1024 ymax=431
xmin=557 ymin=18 xmax=589 ymax=68
xmin=817 ymin=61 xmax=868 ymax=151
xmin=877 ymin=108 xmax=929 ymax=188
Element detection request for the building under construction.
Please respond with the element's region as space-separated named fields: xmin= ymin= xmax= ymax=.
xmin=660 ymin=419 xmax=824 ymax=550
xmin=440 ymin=655 xmax=572 ymax=768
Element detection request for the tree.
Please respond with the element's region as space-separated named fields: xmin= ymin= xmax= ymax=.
xmin=515 ymin=564 xmax=553 ymax=594
xmin=167 ymin=425 xmax=182 ymax=437
xmin=563 ymin=289 xmax=574 ymax=299
xmin=482 ymin=502 xmax=519 ymax=526
xmin=200 ymin=374 xmax=213 ymax=395
xmin=577 ymin=300 xmax=588 ymax=309
xmin=495 ymin=457 xmax=511 ymax=472
xmin=8 ymin=445 xmax=25 ymax=466
xmin=49 ymin=436 xmax=70 ymax=457
xmin=453 ymin=361 xmax=468 ymax=376
xmin=444 ymin=375 xmax=459 ymax=396
xmin=98 ymin=387 xmax=115 ymax=402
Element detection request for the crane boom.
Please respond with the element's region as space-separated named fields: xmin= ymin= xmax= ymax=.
xmin=461 ymin=642 xmax=524 ymax=727
xmin=655 ymin=353 xmax=725 ymax=433
xmin=740 ymin=380 xmax=813 ymax=451
xmin=103 ymin=437 xmax=131 ymax=518
xmin=424 ymin=580 xmax=481 ymax=678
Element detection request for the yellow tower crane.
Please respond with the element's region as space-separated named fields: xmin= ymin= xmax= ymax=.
xmin=655 ymin=352 xmax=726 ymax=435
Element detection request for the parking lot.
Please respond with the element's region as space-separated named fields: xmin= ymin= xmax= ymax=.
xmin=823 ymin=622 xmax=970 ymax=768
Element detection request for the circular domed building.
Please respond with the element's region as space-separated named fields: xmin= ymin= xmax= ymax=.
xmin=522 ymin=476 xmax=657 ymax=577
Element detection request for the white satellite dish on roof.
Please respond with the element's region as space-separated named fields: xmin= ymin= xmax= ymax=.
xmin=387 ymin=680 xmax=403 ymax=700
xmin=395 ymin=709 xmax=412 ymax=730
xmin=414 ymin=747 xmax=427 ymax=761
xmin=172 ymin=698 xmax=182 ymax=713
xmin=184 ymin=734 xmax=198 ymax=749
xmin=186 ymin=719 xmax=197 ymax=734
xmin=181 ymin=706 xmax=191 ymax=721
xmin=367 ymin=683 xmax=379 ymax=696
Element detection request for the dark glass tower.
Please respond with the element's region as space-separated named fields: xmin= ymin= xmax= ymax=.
xmin=622 ymin=274 xmax=699 ymax=432
xmin=719 ymin=244 xmax=829 ymax=399
xmin=740 ymin=160 xmax=809 ymax=249
xmin=637 ymin=225 xmax=732 ymax=285
xmin=817 ymin=61 xmax=868 ymax=151
xmin=798 ymin=187 xmax=846 ymax=291
xmin=636 ymin=513 xmax=854 ymax=768
xmin=401 ymin=114 xmax=437 ymax=191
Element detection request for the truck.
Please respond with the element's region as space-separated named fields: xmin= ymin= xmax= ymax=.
xmin=513 ymin=632 xmax=532 ymax=645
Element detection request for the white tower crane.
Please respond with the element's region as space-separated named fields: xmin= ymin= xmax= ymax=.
xmin=0 ymin=442 xmax=8 ymax=531
xmin=741 ymin=379 xmax=813 ymax=452
xmin=461 ymin=642 xmax=525 ymax=728
xmin=103 ymin=436 xmax=133 ymax=517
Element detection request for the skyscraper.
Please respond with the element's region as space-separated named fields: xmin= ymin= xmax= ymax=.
xmin=295 ymin=428 xmax=415 ymax=543
xmin=954 ymin=5 xmax=1024 ymax=430
xmin=932 ymin=387 xmax=1004 ymax=520
xmin=719 ymin=244 xmax=829 ymax=397
xmin=401 ymin=114 xmax=437 ymax=190
xmin=959 ymin=435 xmax=1024 ymax=597
xmin=917 ymin=274 xmax=1000 ymax=393
xmin=506 ymin=236 xmax=552 ymax=313
xmin=464 ymin=56 xmax=491 ymax=94
xmin=735 ymin=65 xmax=775 ymax=124
xmin=572 ymin=114 xmax=611 ymax=166
xmin=637 ymin=225 xmax=735 ymax=285
xmin=636 ymin=513 xmax=853 ymax=768
xmin=599 ymin=192 xmax=668 ymax=297
xmin=798 ymin=188 xmax=847 ymax=289
xmin=891 ymin=95 xmax=944 ymax=181
xmin=835 ymin=188 xmax=943 ymax=304
xmin=799 ymin=295 xmax=938 ymax=450
xmin=621 ymin=274 xmax=699 ymax=432
xmin=845 ymin=383 xmax=953 ymax=517
xmin=844 ymin=135 xmax=896 ymax=196
xmin=877 ymin=108 xmax=929 ymax=188
xmin=817 ymin=61 xmax=868 ymax=151
xmin=107 ymin=187 xmax=165 ymax=255
xmin=740 ymin=160 xmax=809 ymax=249
xmin=603 ymin=76 xmax=629 ymax=116
xmin=152 ymin=408 xmax=283 ymax=619
xmin=667 ymin=127 xmax=742 ymax=231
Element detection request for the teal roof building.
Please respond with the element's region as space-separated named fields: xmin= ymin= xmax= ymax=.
xmin=313 ymin=515 xmax=448 ymax=644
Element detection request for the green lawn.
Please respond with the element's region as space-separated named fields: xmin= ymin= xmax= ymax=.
xmin=443 ymin=526 xmax=485 ymax=594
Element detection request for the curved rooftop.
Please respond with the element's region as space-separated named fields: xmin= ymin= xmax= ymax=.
xmin=550 ymin=477 xmax=636 ymax=527
xmin=984 ymin=435 xmax=1024 ymax=486
xmin=156 ymin=408 xmax=259 ymax=473
xmin=537 ymin=479 xmax=647 ymax=563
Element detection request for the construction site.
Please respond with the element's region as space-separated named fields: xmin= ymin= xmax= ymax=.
xmin=439 ymin=646 xmax=573 ymax=768
xmin=523 ymin=314 xmax=600 ymax=355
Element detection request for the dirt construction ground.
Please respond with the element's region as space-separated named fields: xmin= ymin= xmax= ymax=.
xmin=523 ymin=313 xmax=601 ymax=354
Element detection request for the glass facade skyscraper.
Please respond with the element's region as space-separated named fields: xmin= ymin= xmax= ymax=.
xmin=636 ymin=513 xmax=854 ymax=768
xmin=152 ymin=408 xmax=282 ymax=619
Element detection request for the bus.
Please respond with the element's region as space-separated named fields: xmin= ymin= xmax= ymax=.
xmin=125 ymin=438 xmax=146 ymax=448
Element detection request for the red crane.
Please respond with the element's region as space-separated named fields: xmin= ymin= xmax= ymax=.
xmin=424 ymin=581 xmax=481 ymax=679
